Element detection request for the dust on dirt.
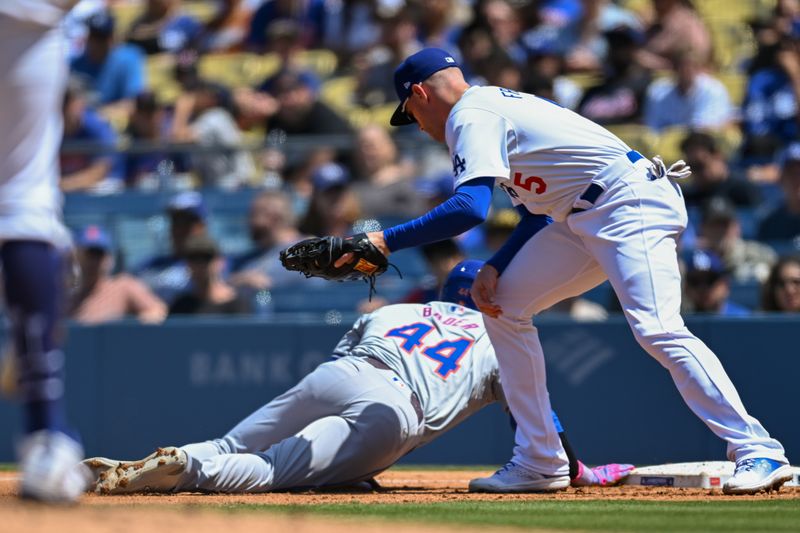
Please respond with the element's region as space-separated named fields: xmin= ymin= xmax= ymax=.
xmin=1 ymin=470 xmax=798 ymax=533
xmin=2 ymin=470 xmax=799 ymax=504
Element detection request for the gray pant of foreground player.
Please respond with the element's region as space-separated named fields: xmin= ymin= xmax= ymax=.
xmin=174 ymin=357 xmax=425 ymax=492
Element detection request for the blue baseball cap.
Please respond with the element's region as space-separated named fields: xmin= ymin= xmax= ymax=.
xmin=87 ymin=11 xmax=115 ymax=38
xmin=390 ymin=48 xmax=460 ymax=127
xmin=77 ymin=225 xmax=113 ymax=251
xmin=687 ymin=249 xmax=727 ymax=277
xmin=440 ymin=259 xmax=483 ymax=311
xmin=168 ymin=191 xmax=207 ymax=220
xmin=312 ymin=163 xmax=350 ymax=191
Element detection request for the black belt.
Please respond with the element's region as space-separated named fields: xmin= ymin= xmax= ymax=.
xmin=365 ymin=357 xmax=423 ymax=424
xmin=570 ymin=150 xmax=643 ymax=214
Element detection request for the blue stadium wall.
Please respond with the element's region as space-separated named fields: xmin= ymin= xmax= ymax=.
xmin=0 ymin=316 xmax=797 ymax=466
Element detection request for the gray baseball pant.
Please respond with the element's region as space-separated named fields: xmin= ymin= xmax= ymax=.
xmin=175 ymin=357 xmax=424 ymax=492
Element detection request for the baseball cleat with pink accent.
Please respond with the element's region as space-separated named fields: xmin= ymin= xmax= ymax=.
xmin=571 ymin=461 xmax=635 ymax=487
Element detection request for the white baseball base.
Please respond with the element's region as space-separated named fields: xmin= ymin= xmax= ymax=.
xmin=622 ymin=461 xmax=800 ymax=489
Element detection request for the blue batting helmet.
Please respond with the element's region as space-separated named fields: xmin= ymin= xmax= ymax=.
xmin=440 ymin=259 xmax=483 ymax=310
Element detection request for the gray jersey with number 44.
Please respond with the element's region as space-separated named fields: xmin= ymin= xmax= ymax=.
xmin=332 ymin=301 xmax=506 ymax=445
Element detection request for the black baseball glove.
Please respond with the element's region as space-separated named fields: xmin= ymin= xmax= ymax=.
xmin=279 ymin=233 xmax=389 ymax=285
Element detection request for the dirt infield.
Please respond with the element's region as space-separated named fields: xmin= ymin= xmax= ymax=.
xmin=1 ymin=470 xmax=798 ymax=533
xmin=2 ymin=469 xmax=799 ymax=504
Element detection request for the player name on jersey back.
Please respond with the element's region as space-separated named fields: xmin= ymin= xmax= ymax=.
xmin=420 ymin=303 xmax=482 ymax=331
xmin=445 ymin=85 xmax=635 ymax=221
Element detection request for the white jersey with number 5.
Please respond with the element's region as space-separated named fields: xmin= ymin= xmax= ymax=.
xmin=446 ymin=86 xmax=633 ymax=221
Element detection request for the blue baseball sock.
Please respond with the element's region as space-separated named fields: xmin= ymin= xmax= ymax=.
xmin=2 ymin=241 xmax=68 ymax=435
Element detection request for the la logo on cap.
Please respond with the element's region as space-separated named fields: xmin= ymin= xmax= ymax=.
xmin=403 ymin=81 xmax=411 ymax=89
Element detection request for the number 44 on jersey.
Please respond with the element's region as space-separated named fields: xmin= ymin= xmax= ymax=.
xmin=385 ymin=323 xmax=474 ymax=379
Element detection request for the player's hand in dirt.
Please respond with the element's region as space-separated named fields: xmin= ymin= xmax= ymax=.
xmin=471 ymin=263 xmax=502 ymax=318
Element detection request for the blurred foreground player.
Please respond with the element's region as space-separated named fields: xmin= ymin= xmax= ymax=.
xmin=84 ymin=261 xmax=632 ymax=494
xmin=0 ymin=1 xmax=91 ymax=502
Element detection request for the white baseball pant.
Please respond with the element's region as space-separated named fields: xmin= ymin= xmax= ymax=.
xmin=484 ymin=155 xmax=787 ymax=476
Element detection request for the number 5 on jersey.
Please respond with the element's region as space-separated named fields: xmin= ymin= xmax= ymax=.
xmin=385 ymin=323 xmax=474 ymax=379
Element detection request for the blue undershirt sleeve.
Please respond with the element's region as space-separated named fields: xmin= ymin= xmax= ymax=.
xmin=383 ymin=177 xmax=495 ymax=252
xmin=485 ymin=205 xmax=551 ymax=275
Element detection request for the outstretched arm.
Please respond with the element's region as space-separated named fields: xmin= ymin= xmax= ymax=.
xmin=336 ymin=177 xmax=494 ymax=266
xmin=382 ymin=177 xmax=495 ymax=252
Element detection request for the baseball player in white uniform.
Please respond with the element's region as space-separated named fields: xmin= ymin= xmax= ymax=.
xmin=0 ymin=0 xmax=92 ymax=502
xmin=83 ymin=261 xmax=633 ymax=494
xmin=331 ymin=48 xmax=790 ymax=495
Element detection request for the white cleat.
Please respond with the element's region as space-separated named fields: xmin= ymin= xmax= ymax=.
xmin=468 ymin=462 xmax=570 ymax=493
xmin=95 ymin=447 xmax=187 ymax=494
xmin=722 ymin=458 xmax=793 ymax=495
xmin=17 ymin=430 xmax=92 ymax=504
xmin=81 ymin=457 xmax=122 ymax=492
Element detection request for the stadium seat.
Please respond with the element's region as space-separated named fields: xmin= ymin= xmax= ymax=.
xmin=198 ymin=51 xmax=339 ymax=90
xmin=716 ymin=127 xmax=743 ymax=159
xmin=240 ymin=53 xmax=283 ymax=85
xmin=709 ymin=23 xmax=756 ymax=72
xmin=144 ymin=54 xmax=181 ymax=104
xmin=718 ymin=72 xmax=746 ymax=106
xmin=199 ymin=53 xmax=245 ymax=87
xmin=296 ymin=49 xmax=339 ymax=79
xmin=564 ymin=72 xmax=602 ymax=91
xmin=695 ymin=0 xmax=761 ymax=23
xmin=321 ymin=76 xmax=357 ymax=112
xmin=653 ymin=127 xmax=741 ymax=166
xmin=618 ymin=0 xmax=649 ymax=15
xmin=653 ymin=127 xmax=688 ymax=164
xmin=605 ymin=124 xmax=658 ymax=156
xmin=367 ymin=104 xmax=397 ymax=128
xmin=182 ymin=1 xmax=217 ymax=24
xmin=112 ymin=1 xmax=217 ymax=40
xmin=346 ymin=107 xmax=374 ymax=129
xmin=110 ymin=3 xmax=142 ymax=37
xmin=199 ymin=53 xmax=281 ymax=88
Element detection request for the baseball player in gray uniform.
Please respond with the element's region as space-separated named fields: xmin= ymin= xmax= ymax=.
xmin=84 ymin=261 xmax=632 ymax=494
xmin=0 ymin=0 xmax=92 ymax=502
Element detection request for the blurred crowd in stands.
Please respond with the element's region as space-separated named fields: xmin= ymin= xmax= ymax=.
xmin=56 ymin=0 xmax=800 ymax=321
